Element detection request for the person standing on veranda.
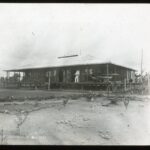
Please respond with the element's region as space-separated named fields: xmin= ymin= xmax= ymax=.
xmin=75 ymin=70 xmax=80 ymax=83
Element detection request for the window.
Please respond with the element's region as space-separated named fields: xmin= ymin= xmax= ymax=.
xmin=46 ymin=71 xmax=52 ymax=77
xmin=85 ymin=69 xmax=88 ymax=73
xmin=89 ymin=69 xmax=93 ymax=75
xmin=54 ymin=70 xmax=56 ymax=76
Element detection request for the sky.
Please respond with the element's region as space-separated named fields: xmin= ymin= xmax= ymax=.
xmin=0 ymin=4 xmax=150 ymax=76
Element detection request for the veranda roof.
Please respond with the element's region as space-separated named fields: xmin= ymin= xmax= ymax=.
xmin=5 ymin=55 xmax=136 ymax=72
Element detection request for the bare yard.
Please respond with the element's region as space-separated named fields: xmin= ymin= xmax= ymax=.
xmin=0 ymin=89 xmax=149 ymax=145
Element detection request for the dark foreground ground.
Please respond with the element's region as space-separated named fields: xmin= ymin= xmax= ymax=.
xmin=0 ymin=88 xmax=149 ymax=145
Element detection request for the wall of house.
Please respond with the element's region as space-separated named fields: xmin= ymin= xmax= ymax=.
xmin=50 ymin=64 xmax=135 ymax=84
xmin=6 ymin=63 xmax=135 ymax=89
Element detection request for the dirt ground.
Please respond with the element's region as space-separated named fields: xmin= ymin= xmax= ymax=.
xmin=0 ymin=89 xmax=150 ymax=145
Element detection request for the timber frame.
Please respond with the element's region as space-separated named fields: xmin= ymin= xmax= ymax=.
xmin=4 ymin=62 xmax=136 ymax=91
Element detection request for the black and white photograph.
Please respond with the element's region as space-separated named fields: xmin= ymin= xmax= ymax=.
xmin=0 ymin=3 xmax=149 ymax=145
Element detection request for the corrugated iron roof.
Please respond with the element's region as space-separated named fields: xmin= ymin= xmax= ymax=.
xmin=5 ymin=55 xmax=136 ymax=71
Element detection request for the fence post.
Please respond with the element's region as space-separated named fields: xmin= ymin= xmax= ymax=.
xmin=148 ymin=74 xmax=150 ymax=94
xmin=124 ymin=78 xmax=127 ymax=92
xmin=48 ymin=71 xmax=51 ymax=90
